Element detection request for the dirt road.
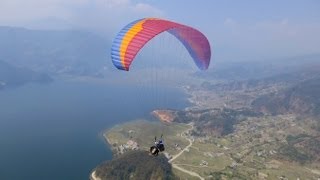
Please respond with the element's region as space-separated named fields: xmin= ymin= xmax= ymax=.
xmin=169 ymin=123 xmax=204 ymax=180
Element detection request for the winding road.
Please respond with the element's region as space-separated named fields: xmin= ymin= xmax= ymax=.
xmin=169 ymin=123 xmax=205 ymax=180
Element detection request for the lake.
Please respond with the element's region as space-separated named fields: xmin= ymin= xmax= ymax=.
xmin=0 ymin=81 xmax=189 ymax=180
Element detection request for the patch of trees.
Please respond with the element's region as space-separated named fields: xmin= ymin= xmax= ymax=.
xmin=286 ymin=134 xmax=310 ymax=145
xmin=305 ymin=138 xmax=320 ymax=158
xmin=278 ymin=145 xmax=311 ymax=164
xmin=278 ymin=134 xmax=320 ymax=164
xmin=209 ymin=167 xmax=248 ymax=180
xmin=94 ymin=150 xmax=176 ymax=180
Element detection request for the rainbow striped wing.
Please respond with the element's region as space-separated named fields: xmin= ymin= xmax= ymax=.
xmin=111 ymin=18 xmax=211 ymax=71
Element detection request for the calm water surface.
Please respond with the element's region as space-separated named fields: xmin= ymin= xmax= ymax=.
xmin=0 ymin=81 xmax=189 ymax=180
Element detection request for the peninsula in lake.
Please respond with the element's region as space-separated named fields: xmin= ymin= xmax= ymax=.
xmin=93 ymin=57 xmax=320 ymax=180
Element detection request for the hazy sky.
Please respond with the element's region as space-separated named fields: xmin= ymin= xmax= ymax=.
xmin=0 ymin=0 xmax=319 ymax=61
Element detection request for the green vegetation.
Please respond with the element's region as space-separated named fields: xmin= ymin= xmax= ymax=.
xmin=277 ymin=134 xmax=320 ymax=164
xmin=94 ymin=151 xmax=177 ymax=180
xmin=209 ymin=168 xmax=249 ymax=180
xmin=278 ymin=145 xmax=311 ymax=164
xmin=98 ymin=114 xmax=320 ymax=179
xmin=286 ymin=134 xmax=310 ymax=145
xmin=105 ymin=120 xmax=190 ymax=155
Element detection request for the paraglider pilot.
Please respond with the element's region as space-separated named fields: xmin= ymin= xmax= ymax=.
xmin=150 ymin=134 xmax=165 ymax=156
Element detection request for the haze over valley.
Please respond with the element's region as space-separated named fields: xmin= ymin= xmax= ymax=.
xmin=0 ymin=1 xmax=319 ymax=180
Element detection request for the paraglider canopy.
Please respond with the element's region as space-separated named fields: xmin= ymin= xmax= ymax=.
xmin=111 ymin=18 xmax=211 ymax=71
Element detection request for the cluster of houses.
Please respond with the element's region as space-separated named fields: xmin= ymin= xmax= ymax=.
xmin=117 ymin=140 xmax=139 ymax=154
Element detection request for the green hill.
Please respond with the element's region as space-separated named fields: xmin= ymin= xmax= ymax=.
xmin=93 ymin=151 xmax=176 ymax=180
xmin=252 ymin=77 xmax=320 ymax=116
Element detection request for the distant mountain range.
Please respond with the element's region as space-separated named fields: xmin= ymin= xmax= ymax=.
xmin=0 ymin=26 xmax=196 ymax=78
xmin=0 ymin=26 xmax=109 ymax=77
xmin=201 ymin=66 xmax=320 ymax=92
xmin=197 ymin=54 xmax=320 ymax=81
xmin=0 ymin=60 xmax=52 ymax=89
xmin=2 ymin=26 xmax=318 ymax=80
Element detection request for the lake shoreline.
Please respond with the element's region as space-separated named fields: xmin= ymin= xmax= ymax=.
xmin=0 ymin=80 xmax=189 ymax=180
